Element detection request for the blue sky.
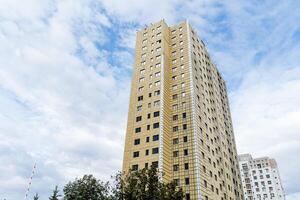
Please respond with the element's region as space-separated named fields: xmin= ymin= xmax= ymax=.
xmin=0 ymin=0 xmax=299 ymax=199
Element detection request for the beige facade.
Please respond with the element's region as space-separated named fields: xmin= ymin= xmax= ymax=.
xmin=123 ymin=20 xmax=243 ymax=200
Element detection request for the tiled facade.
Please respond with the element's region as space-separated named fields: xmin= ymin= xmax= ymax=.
xmin=239 ymin=154 xmax=285 ymax=200
xmin=123 ymin=20 xmax=243 ymax=200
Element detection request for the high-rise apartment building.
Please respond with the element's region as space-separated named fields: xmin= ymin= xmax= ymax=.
xmin=123 ymin=20 xmax=243 ymax=200
xmin=239 ymin=154 xmax=285 ymax=200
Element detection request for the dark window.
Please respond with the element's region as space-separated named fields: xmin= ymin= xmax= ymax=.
xmin=152 ymin=147 xmax=159 ymax=154
xmin=184 ymin=149 xmax=188 ymax=156
xmin=173 ymin=151 xmax=179 ymax=157
xmin=153 ymin=111 xmax=160 ymax=117
xmin=173 ymin=138 xmax=179 ymax=144
xmin=148 ymin=113 xmax=151 ymax=119
xmin=185 ymin=178 xmax=190 ymax=185
xmin=174 ymin=179 xmax=179 ymax=186
xmin=172 ymin=94 xmax=178 ymax=99
xmin=134 ymin=139 xmax=140 ymax=145
xmin=173 ymin=164 xmax=179 ymax=171
xmin=149 ymin=93 xmax=152 ymax=97
xmin=173 ymin=115 xmax=178 ymax=121
xmin=133 ymin=151 xmax=139 ymax=158
xmin=147 ymin=125 xmax=150 ymax=130
xmin=183 ymin=136 xmax=188 ymax=142
xmin=154 ymin=90 xmax=160 ymax=95
xmin=186 ymin=193 xmax=190 ymax=200
xmin=135 ymin=127 xmax=141 ymax=133
xmin=145 ymin=163 xmax=148 ymax=168
xmin=132 ymin=164 xmax=138 ymax=171
xmin=153 ymin=135 xmax=159 ymax=141
xmin=136 ymin=116 xmax=142 ymax=122
xmin=152 ymin=161 xmax=158 ymax=168
xmin=173 ymin=126 xmax=178 ymax=132
xmin=182 ymin=112 xmax=186 ymax=118
xmin=145 ymin=149 xmax=149 ymax=155
xmin=138 ymin=96 xmax=143 ymax=101
xmin=183 ymin=124 xmax=187 ymax=130
xmin=184 ymin=163 xmax=189 ymax=170
xmin=153 ymin=122 xmax=159 ymax=129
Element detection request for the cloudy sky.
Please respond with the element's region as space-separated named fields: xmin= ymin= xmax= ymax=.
xmin=0 ymin=0 xmax=299 ymax=199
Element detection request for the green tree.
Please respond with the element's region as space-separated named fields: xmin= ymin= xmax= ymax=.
xmin=112 ymin=167 xmax=184 ymax=200
xmin=49 ymin=185 xmax=61 ymax=200
xmin=33 ymin=193 xmax=39 ymax=200
xmin=63 ymin=174 xmax=110 ymax=200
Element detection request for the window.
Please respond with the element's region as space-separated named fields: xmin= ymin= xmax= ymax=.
xmin=155 ymin=72 xmax=160 ymax=77
xmin=152 ymin=147 xmax=159 ymax=154
xmin=172 ymin=59 xmax=177 ymax=64
xmin=173 ymin=164 xmax=179 ymax=171
xmin=174 ymin=179 xmax=179 ymax=186
xmin=147 ymin=124 xmax=150 ymax=130
xmin=153 ymin=122 xmax=159 ymax=129
xmin=173 ymin=151 xmax=179 ymax=157
xmin=134 ymin=139 xmax=140 ymax=145
xmin=184 ymin=149 xmax=188 ymax=156
xmin=136 ymin=116 xmax=142 ymax=122
xmin=184 ymin=163 xmax=189 ymax=170
xmin=145 ymin=149 xmax=149 ymax=156
xmin=154 ymin=90 xmax=160 ymax=96
xmin=146 ymin=137 xmax=150 ymax=142
xmin=153 ymin=135 xmax=159 ymax=141
xmin=135 ymin=127 xmax=141 ymax=133
xmin=173 ymin=126 xmax=178 ymax=132
xmin=180 ymin=48 xmax=183 ymax=53
xmin=186 ymin=194 xmax=190 ymax=200
xmin=155 ymin=63 xmax=161 ymax=68
xmin=172 ymin=94 xmax=178 ymax=100
xmin=172 ymin=104 xmax=178 ymax=110
xmin=151 ymin=161 xmax=158 ymax=168
xmin=173 ymin=115 xmax=178 ymax=121
xmin=147 ymin=113 xmax=151 ymax=119
xmin=154 ymin=100 xmax=160 ymax=106
xmin=138 ymin=96 xmax=143 ymax=101
xmin=183 ymin=124 xmax=187 ymax=130
xmin=182 ymin=92 xmax=186 ymax=97
xmin=172 ymin=67 xmax=177 ymax=72
xmin=133 ymin=151 xmax=139 ymax=158
xmin=138 ymin=86 xmax=144 ymax=92
xmin=172 ymin=76 xmax=177 ymax=80
xmin=139 ymin=77 xmax=144 ymax=83
xmin=155 ymin=81 xmax=160 ymax=86
xmin=180 ymin=41 xmax=183 ymax=45
xmin=185 ymin=178 xmax=190 ymax=185
xmin=183 ymin=136 xmax=188 ymax=142
xmin=137 ymin=105 xmax=142 ymax=111
xmin=173 ymin=138 xmax=179 ymax=144
xmin=182 ymin=113 xmax=186 ymax=119
xmin=154 ymin=111 xmax=160 ymax=117
xmin=140 ymin=69 xmax=145 ymax=74
xmin=172 ymin=85 xmax=177 ymax=90
xmin=132 ymin=164 xmax=138 ymax=171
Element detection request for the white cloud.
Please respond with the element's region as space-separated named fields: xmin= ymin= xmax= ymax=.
xmin=230 ymin=66 xmax=300 ymax=195
xmin=0 ymin=0 xmax=300 ymax=199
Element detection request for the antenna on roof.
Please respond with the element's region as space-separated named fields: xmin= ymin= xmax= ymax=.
xmin=24 ymin=163 xmax=37 ymax=200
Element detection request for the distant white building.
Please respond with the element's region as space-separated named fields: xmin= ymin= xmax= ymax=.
xmin=238 ymin=154 xmax=285 ymax=200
